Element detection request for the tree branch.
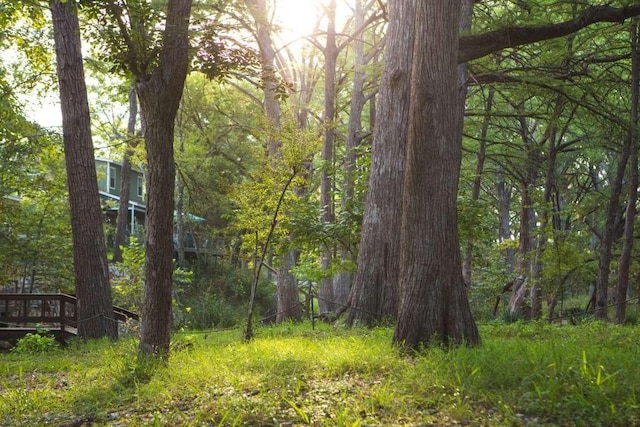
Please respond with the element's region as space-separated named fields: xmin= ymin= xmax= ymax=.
xmin=459 ymin=4 xmax=640 ymax=63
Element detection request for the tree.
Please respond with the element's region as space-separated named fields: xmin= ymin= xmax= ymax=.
xmin=351 ymin=1 xmax=640 ymax=347
xmin=244 ymin=0 xmax=302 ymax=323
xmin=134 ymin=0 xmax=193 ymax=357
xmin=112 ymin=84 xmax=140 ymax=264
xmin=391 ymin=1 xmax=479 ymax=348
xmin=50 ymin=0 xmax=117 ymax=339
xmin=86 ymin=0 xmax=193 ymax=356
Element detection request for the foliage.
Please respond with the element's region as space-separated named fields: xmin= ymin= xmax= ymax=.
xmin=111 ymin=238 xmax=146 ymax=311
xmin=230 ymin=112 xmax=322 ymax=262
xmin=174 ymin=260 xmax=274 ymax=330
xmin=11 ymin=332 xmax=59 ymax=354
xmin=112 ymin=238 xmax=193 ymax=313
xmin=1 ymin=322 xmax=640 ymax=426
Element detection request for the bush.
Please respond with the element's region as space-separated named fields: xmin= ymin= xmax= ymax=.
xmin=174 ymin=261 xmax=275 ymax=330
xmin=12 ymin=332 xmax=59 ymax=354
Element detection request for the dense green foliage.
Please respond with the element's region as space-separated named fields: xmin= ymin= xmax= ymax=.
xmin=1 ymin=322 xmax=640 ymax=426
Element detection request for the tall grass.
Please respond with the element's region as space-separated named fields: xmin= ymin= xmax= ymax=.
xmin=1 ymin=321 xmax=639 ymax=426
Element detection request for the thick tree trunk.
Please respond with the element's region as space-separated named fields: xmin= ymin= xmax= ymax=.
xmin=51 ymin=0 xmax=117 ymax=339
xmin=393 ymin=1 xmax=479 ymax=349
xmin=347 ymin=0 xmax=415 ymax=327
xmin=137 ymin=0 xmax=192 ymax=357
xmin=112 ymin=84 xmax=138 ymax=264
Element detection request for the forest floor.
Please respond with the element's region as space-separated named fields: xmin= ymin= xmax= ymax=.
xmin=1 ymin=320 xmax=639 ymax=426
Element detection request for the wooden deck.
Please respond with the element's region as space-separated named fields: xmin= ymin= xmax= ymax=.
xmin=0 ymin=293 xmax=138 ymax=342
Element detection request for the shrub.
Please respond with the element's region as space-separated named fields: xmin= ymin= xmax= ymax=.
xmin=11 ymin=332 xmax=59 ymax=354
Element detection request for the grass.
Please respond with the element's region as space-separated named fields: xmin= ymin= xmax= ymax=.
xmin=1 ymin=321 xmax=640 ymax=426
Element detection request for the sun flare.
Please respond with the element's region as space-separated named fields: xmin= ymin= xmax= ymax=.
xmin=273 ymin=0 xmax=351 ymax=43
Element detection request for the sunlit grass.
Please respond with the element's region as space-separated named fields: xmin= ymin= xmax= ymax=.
xmin=1 ymin=321 xmax=639 ymax=425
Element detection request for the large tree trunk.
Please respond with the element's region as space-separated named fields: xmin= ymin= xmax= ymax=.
xmin=346 ymin=0 xmax=416 ymax=327
xmin=393 ymin=0 xmax=479 ymax=349
xmin=112 ymin=84 xmax=139 ymax=263
xmin=137 ymin=0 xmax=192 ymax=357
xmin=51 ymin=0 xmax=117 ymax=340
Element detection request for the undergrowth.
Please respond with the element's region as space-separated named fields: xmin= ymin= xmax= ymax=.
xmin=1 ymin=321 xmax=639 ymax=426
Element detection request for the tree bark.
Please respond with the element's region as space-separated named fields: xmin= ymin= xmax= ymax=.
xmin=346 ymin=0 xmax=415 ymax=327
xmin=51 ymin=0 xmax=117 ymax=339
xmin=136 ymin=0 xmax=192 ymax=357
xmin=393 ymin=0 xmax=479 ymax=349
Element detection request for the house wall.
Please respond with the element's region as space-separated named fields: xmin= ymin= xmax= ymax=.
xmin=96 ymin=159 xmax=145 ymax=204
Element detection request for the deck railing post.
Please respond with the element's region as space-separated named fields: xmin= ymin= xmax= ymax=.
xmin=60 ymin=298 xmax=66 ymax=332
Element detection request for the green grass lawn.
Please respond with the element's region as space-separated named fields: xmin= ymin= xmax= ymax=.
xmin=1 ymin=321 xmax=639 ymax=426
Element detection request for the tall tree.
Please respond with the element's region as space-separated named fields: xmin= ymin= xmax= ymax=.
xmin=88 ymin=0 xmax=193 ymax=355
xmin=352 ymin=1 xmax=640 ymax=346
xmin=244 ymin=0 xmax=302 ymax=323
xmin=392 ymin=1 xmax=478 ymax=348
xmin=615 ymin=20 xmax=640 ymax=324
xmin=50 ymin=0 xmax=117 ymax=339
xmin=135 ymin=0 xmax=192 ymax=357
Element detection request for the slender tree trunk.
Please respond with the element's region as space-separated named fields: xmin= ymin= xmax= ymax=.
xmin=318 ymin=0 xmax=338 ymax=314
xmin=615 ymin=20 xmax=640 ymax=324
xmin=496 ymin=169 xmax=515 ymax=272
xmin=245 ymin=0 xmax=300 ymax=322
xmin=51 ymin=0 xmax=117 ymax=339
xmin=393 ymin=0 xmax=479 ymax=349
xmin=347 ymin=0 xmax=415 ymax=327
xmin=332 ymin=0 xmax=367 ymax=311
xmin=113 ymin=84 xmax=139 ymax=263
xmin=462 ymin=87 xmax=493 ymax=284
xmin=137 ymin=0 xmax=192 ymax=357
xmin=596 ymin=135 xmax=631 ymax=320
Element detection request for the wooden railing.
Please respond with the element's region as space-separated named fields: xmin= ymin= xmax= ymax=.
xmin=0 ymin=293 xmax=138 ymax=337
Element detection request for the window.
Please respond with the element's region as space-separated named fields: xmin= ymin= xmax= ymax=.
xmin=137 ymin=175 xmax=144 ymax=198
xmin=109 ymin=166 xmax=116 ymax=190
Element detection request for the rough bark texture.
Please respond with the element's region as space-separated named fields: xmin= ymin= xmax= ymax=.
xmin=346 ymin=0 xmax=415 ymax=327
xmin=393 ymin=0 xmax=479 ymax=349
xmin=112 ymin=85 xmax=138 ymax=263
xmin=276 ymin=250 xmax=302 ymax=322
xmin=137 ymin=0 xmax=192 ymax=357
xmin=51 ymin=0 xmax=117 ymax=339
